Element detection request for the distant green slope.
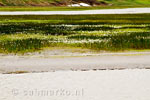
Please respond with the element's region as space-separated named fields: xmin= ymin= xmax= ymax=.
xmin=104 ymin=0 xmax=150 ymax=6
xmin=0 ymin=0 xmax=150 ymax=6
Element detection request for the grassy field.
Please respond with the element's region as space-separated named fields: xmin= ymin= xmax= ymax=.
xmin=0 ymin=14 xmax=150 ymax=53
xmin=105 ymin=0 xmax=150 ymax=6
xmin=0 ymin=6 xmax=150 ymax=11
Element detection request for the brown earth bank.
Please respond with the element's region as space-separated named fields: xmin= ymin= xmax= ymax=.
xmin=0 ymin=0 xmax=108 ymax=6
xmin=0 ymin=0 xmax=150 ymax=7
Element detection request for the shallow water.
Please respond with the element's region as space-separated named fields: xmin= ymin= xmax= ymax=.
xmin=0 ymin=8 xmax=150 ymax=15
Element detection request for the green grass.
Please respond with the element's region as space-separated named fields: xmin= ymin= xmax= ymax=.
xmin=0 ymin=14 xmax=150 ymax=53
xmin=104 ymin=0 xmax=150 ymax=6
xmin=0 ymin=6 xmax=150 ymax=11
xmin=1 ymin=14 xmax=150 ymax=24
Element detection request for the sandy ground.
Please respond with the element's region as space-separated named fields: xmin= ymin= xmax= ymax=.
xmin=0 ymin=51 xmax=150 ymax=73
xmin=0 ymin=69 xmax=150 ymax=100
xmin=0 ymin=8 xmax=150 ymax=15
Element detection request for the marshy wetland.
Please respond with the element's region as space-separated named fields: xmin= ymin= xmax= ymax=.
xmin=0 ymin=14 xmax=150 ymax=54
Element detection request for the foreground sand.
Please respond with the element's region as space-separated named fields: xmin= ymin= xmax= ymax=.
xmin=0 ymin=69 xmax=150 ymax=100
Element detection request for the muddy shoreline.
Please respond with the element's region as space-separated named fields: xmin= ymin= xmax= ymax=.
xmin=0 ymin=51 xmax=150 ymax=74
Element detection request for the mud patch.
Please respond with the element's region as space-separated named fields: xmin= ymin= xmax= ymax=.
xmin=3 ymin=71 xmax=29 ymax=74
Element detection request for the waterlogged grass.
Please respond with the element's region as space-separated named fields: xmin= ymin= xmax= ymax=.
xmin=0 ymin=14 xmax=150 ymax=53
xmin=0 ymin=34 xmax=66 ymax=53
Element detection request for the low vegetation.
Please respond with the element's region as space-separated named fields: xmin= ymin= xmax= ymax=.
xmin=0 ymin=14 xmax=150 ymax=53
xmin=1 ymin=6 xmax=150 ymax=11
